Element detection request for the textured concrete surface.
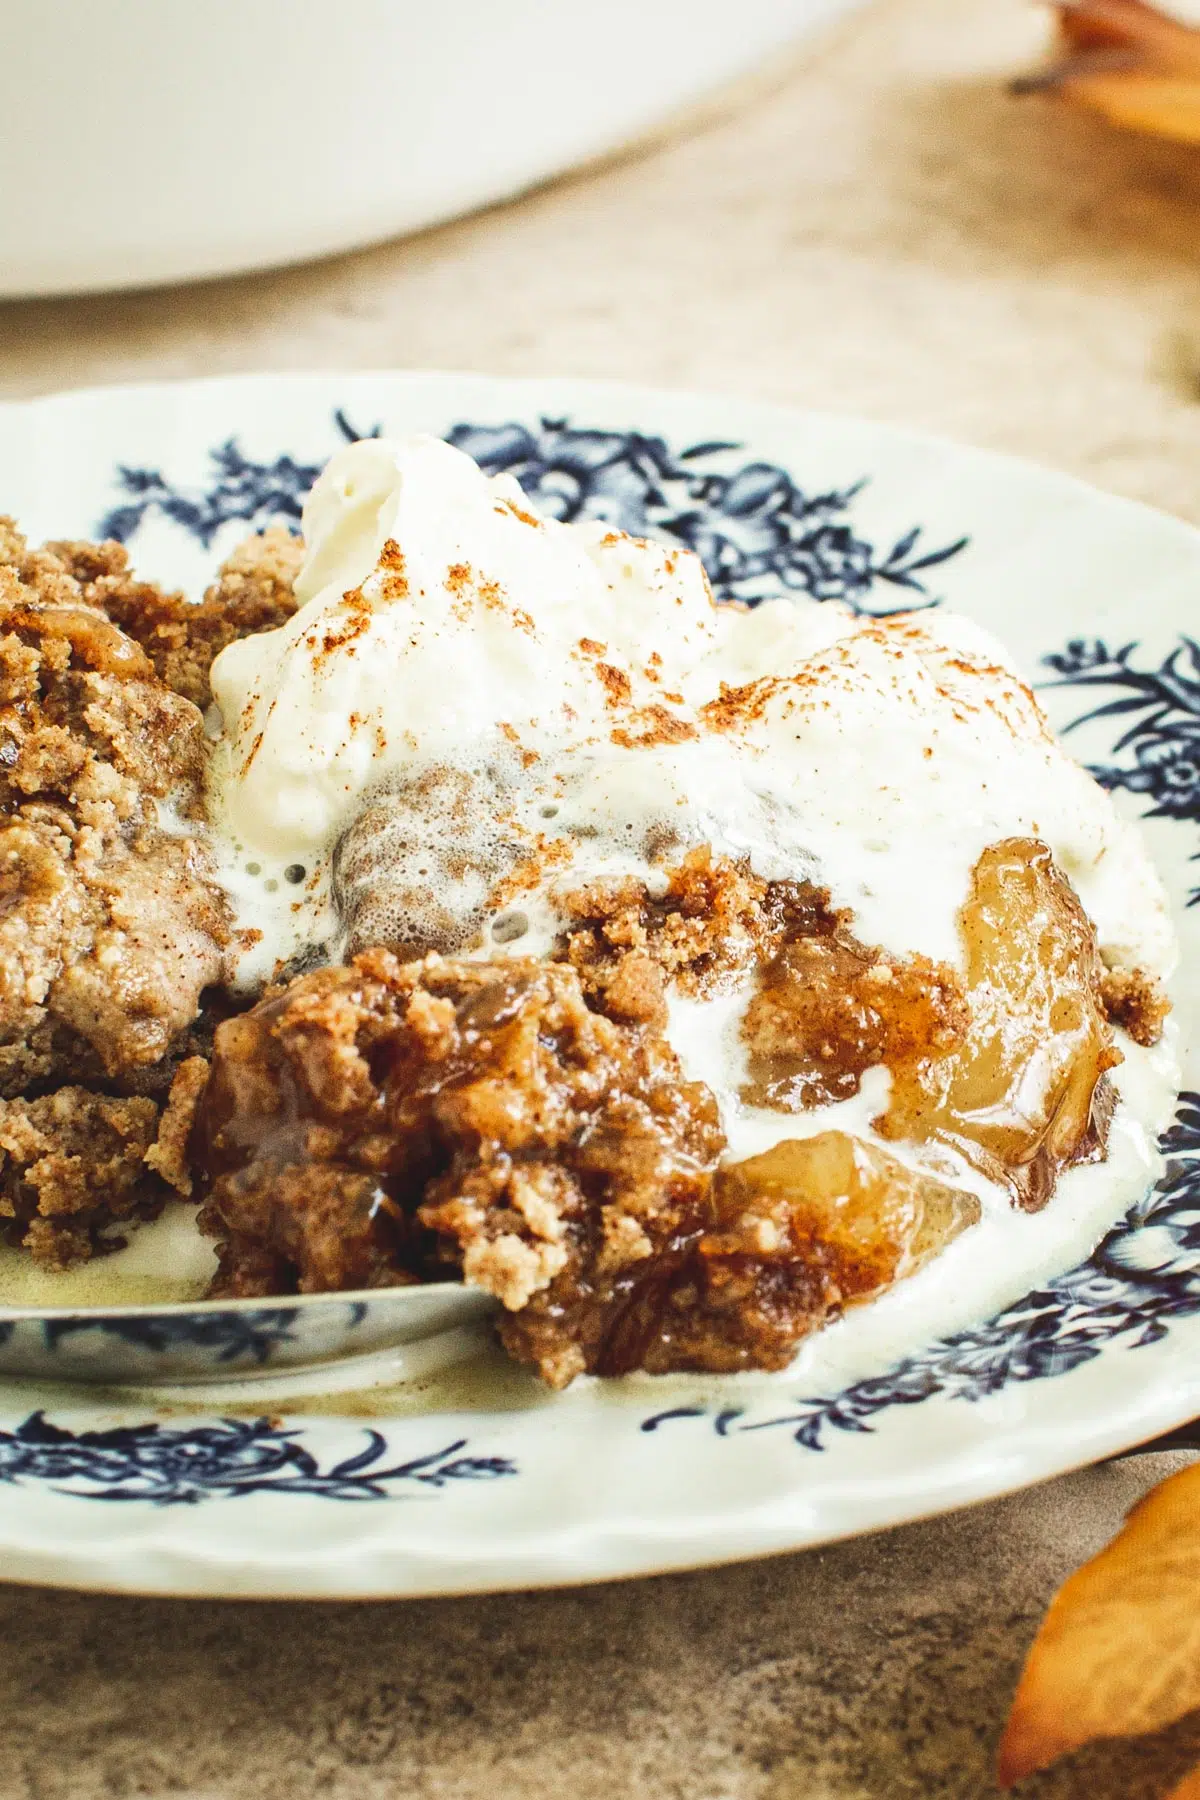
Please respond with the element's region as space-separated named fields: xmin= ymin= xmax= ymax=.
xmin=3 ymin=0 xmax=1200 ymax=1793
xmin=1 ymin=1459 xmax=1198 ymax=1800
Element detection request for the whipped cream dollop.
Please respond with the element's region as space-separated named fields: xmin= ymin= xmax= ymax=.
xmin=208 ymin=433 xmax=1174 ymax=997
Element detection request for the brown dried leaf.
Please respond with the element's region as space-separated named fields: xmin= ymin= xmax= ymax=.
xmin=1018 ymin=2 xmax=1200 ymax=143
xmin=997 ymin=1460 xmax=1200 ymax=1785
xmin=1053 ymin=72 xmax=1200 ymax=142
xmin=1058 ymin=0 xmax=1200 ymax=69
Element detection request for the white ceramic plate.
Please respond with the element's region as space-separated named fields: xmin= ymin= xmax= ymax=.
xmin=1 ymin=371 xmax=1197 ymax=1599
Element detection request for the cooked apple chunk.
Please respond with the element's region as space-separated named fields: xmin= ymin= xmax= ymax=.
xmin=880 ymin=838 xmax=1120 ymax=1211
xmin=706 ymin=1132 xmax=981 ymax=1309
xmin=504 ymin=1131 xmax=981 ymax=1382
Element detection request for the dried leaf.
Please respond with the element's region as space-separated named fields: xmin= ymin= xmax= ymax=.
xmin=1052 ymin=72 xmax=1200 ymax=142
xmin=1168 ymin=1767 xmax=1200 ymax=1800
xmin=997 ymin=1460 xmax=1200 ymax=1785
xmin=1058 ymin=0 xmax=1200 ymax=70
xmin=1017 ymin=2 xmax=1200 ymax=143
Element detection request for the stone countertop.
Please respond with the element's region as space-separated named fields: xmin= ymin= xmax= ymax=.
xmin=0 ymin=1458 xmax=1197 ymax=1800
xmin=3 ymin=0 xmax=1200 ymax=1794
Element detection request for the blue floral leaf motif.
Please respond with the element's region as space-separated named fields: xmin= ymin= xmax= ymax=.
xmin=333 ymin=409 xmax=380 ymax=445
xmin=640 ymin=1406 xmax=709 ymax=1433
xmin=677 ymin=439 xmax=742 ymax=461
xmin=640 ymin=1093 xmax=1200 ymax=1450
xmin=97 ymin=414 xmax=381 ymax=548
xmin=0 ymin=1414 xmax=518 ymax=1505
xmin=435 ymin=1457 xmax=518 ymax=1480
xmin=879 ymin=524 xmax=922 ymax=567
xmin=876 ymin=531 xmax=971 ymax=590
xmin=329 ymin=1429 xmax=392 ymax=1479
xmin=41 ymin=1309 xmax=302 ymax=1366
xmin=1044 ymin=638 xmax=1129 ymax=680
xmin=15 ymin=1410 xmax=79 ymax=1446
xmin=115 ymin=466 xmax=170 ymax=497
xmin=99 ymin=504 xmax=153 ymax=544
xmin=1045 ymin=634 xmax=1200 ymax=898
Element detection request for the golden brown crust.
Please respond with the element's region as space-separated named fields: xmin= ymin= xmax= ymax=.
xmin=0 ymin=521 xmax=255 ymax=1265
xmin=193 ymin=952 xmax=722 ymax=1331
xmin=190 ymin=948 xmax=994 ymax=1387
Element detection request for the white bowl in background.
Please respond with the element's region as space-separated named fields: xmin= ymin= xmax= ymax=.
xmin=0 ymin=0 xmax=864 ymax=299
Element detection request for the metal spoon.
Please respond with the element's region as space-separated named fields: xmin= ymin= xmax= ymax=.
xmin=0 ymin=1284 xmax=496 ymax=1385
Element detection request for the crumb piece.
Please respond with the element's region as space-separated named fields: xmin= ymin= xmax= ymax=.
xmin=1100 ymin=963 xmax=1170 ymax=1048
xmin=559 ymin=846 xmax=813 ymax=1002
xmin=42 ymin=524 xmax=303 ymax=708
xmin=0 ymin=1087 xmax=163 ymax=1266
xmin=599 ymin=952 xmax=668 ymax=1028
xmin=145 ymin=1056 xmax=210 ymax=1195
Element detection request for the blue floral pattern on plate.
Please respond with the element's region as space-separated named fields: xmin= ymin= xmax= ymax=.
xmin=0 ymin=1412 xmax=516 ymax=1506
xmin=38 ymin=1307 xmax=315 ymax=1364
xmin=98 ymin=409 xmax=374 ymax=550
xmin=98 ymin=411 xmax=968 ymax=614
xmin=1044 ymin=636 xmax=1200 ymax=903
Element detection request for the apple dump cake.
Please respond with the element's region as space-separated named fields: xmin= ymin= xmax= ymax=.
xmin=0 ymin=435 xmax=1177 ymax=1383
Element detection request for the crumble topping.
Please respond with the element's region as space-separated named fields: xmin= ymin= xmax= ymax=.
xmin=30 ymin=525 xmax=303 ymax=708
xmin=0 ymin=522 xmax=301 ymax=1265
xmin=0 ymin=540 xmax=228 ymax=1096
xmin=0 ymin=1087 xmax=164 ymax=1266
xmin=191 ymin=949 xmax=989 ymax=1386
xmin=558 ymin=847 xmax=806 ymax=1003
xmin=144 ymin=1055 xmax=211 ymax=1197
xmin=194 ymin=952 xmax=722 ymax=1332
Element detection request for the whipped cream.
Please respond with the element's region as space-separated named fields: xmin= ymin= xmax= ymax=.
xmin=208 ymin=433 xmax=1175 ymax=998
